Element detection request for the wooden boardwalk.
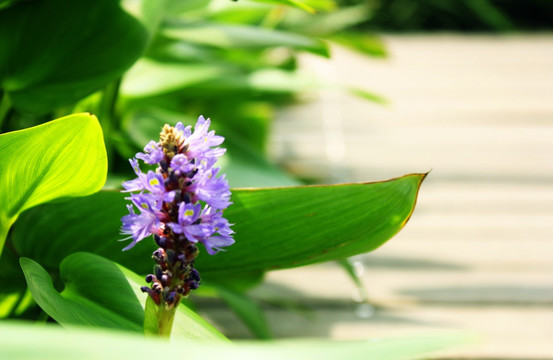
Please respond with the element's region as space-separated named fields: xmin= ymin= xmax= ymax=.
xmin=202 ymin=36 xmax=553 ymax=359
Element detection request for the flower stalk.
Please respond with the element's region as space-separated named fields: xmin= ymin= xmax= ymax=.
xmin=121 ymin=116 xmax=234 ymax=337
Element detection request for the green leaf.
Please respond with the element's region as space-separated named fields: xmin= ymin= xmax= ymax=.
xmin=216 ymin=286 xmax=272 ymax=339
xmin=11 ymin=191 xmax=155 ymax=274
xmin=347 ymin=87 xmax=388 ymax=105
xmin=0 ymin=0 xmax=147 ymax=113
xmin=328 ymin=32 xmax=387 ymax=58
xmin=162 ymin=22 xmax=329 ymax=57
xmin=12 ymin=174 xmax=425 ymax=280
xmin=248 ymin=0 xmax=316 ymax=13
xmin=197 ymin=173 xmax=427 ymax=276
xmin=0 ymin=113 xmax=107 ymax=254
xmin=285 ymin=4 xmax=370 ymax=36
xmin=0 ymin=322 xmax=469 ymax=360
xmin=20 ymin=252 xmax=227 ymax=341
xmin=20 ymin=256 xmax=143 ymax=332
xmin=120 ymin=59 xmax=225 ymax=97
xmin=143 ymin=296 xmax=159 ymax=336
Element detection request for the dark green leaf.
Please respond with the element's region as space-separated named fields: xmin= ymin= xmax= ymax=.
xmin=0 ymin=0 xmax=147 ymax=113
xmin=11 ymin=191 xmax=155 ymax=274
xmin=12 ymin=174 xmax=425 ymax=280
xmin=197 ymin=174 xmax=427 ymax=276
xmin=20 ymin=252 xmax=227 ymax=340
xmin=20 ymin=255 xmax=143 ymax=332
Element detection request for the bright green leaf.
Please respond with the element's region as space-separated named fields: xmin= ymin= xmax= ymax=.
xmin=328 ymin=32 xmax=388 ymax=58
xmin=143 ymin=296 xmax=160 ymax=336
xmin=347 ymin=87 xmax=388 ymax=105
xmin=248 ymin=0 xmax=316 ymax=13
xmin=0 ymin=322 xmax=469 ymax=360
xmin=285 ymin=4 xmax=370 ymax=36
xmin=0 ymin=0 xmax=147 ymax=113
xmin=0 ymin=113 xmax=107 ymax=254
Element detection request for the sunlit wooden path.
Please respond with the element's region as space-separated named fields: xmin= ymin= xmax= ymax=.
xmin=202 ymin=35 xmax=553 ymax=359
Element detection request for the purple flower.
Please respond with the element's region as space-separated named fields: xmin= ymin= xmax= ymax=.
xmin=121 ymin=115 xmax=234 ymax=304
xmin=137 ymin=141 xmax=164 ymax=165
xmin=190 ymin=167 xmax=231 ymax=209
xmin=120 ymin=194 xmax=162 ymax=250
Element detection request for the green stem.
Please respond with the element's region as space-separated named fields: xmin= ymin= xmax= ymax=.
xmin=157 ymin=304 xmax=177 ymax=337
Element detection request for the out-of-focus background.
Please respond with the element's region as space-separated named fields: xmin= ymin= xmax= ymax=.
xmin=198 ymin=1 xmax=553 ymax=359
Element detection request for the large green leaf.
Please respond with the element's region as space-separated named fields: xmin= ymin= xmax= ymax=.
xmin=0 ymin=322 xmax=467 ymax=360
xmin=12 ymin=191 xmax=154 ymax=274
xmin=11 ymin=174 xmax=425 ymax=279
xmin=0 ymin=0 xmax=147 ymax=113
xmin=20 ymin=252 xmax=227 ymax=341
xmin=0 ymin=113 xmax=107 ymax=254
xmin=197 ymin=173 xmax=427 ymax=276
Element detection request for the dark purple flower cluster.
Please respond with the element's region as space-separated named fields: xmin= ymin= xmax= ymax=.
xmin=121 ymin=116 xmax=234 ymax=305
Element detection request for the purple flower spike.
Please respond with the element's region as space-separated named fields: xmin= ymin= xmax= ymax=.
xmin=120 ymin=115 xmax=234 ymax=306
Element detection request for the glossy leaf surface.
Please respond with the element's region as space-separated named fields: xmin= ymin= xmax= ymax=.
xmin=197 ymin=173 xmax=427 ymax=275
xmin=12 ymin=174 xmax=425 ymax=279
xmin=0 ymin=114 xmax=107 ymax=252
